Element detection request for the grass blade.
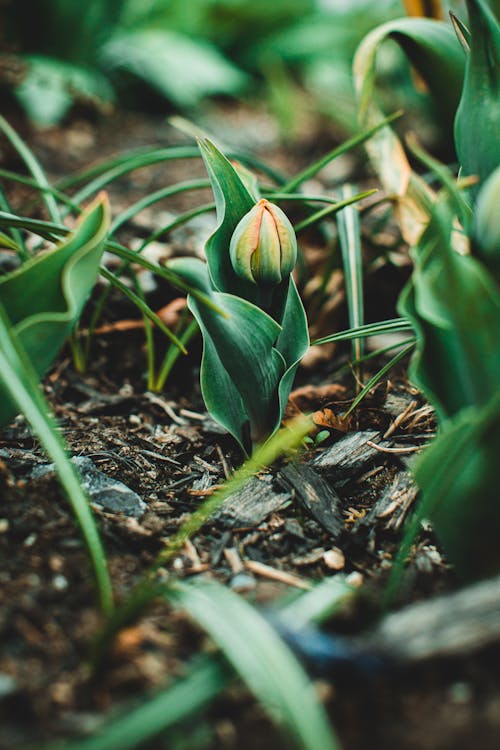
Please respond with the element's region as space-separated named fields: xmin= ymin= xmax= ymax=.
xmin=312 ymin=317 xmax=413 ymax=346
xmin=169 ymin=579 xmax=340 ymax=750
xmin=109 ymin=179 xmax=210 ymax=234
xmin=47 ymin=657 xmax=229 ymax=750
xmin=344 ymin=341 xmax=415 ymax=417
xmin=68 ymin=147 xmax=202 ymax=208
xmin=294 ymin=190 xmax=376 ymax=233
xmin=137 ymin=202 xmax=215 ymax=251
xmin=281 ymin=111 xmax=403 ymax=193
xmin=99 ymin=267 xmax=187 ymax=353
xmin=91 ymin=414 xmax=314 ymax=661
xmin=0 ymin=115 xmax=61 ymax=223
xmin=337 ymin=184 xmax=364 ymax=368
xmin=0 ymin=300 xmax=113 ymax=614
xmin=0 ymin=167 xmax=81 ymax=214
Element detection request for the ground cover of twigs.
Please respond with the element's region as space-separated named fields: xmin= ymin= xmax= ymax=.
xmin=1 ymin=108 xmax=500 ymax=750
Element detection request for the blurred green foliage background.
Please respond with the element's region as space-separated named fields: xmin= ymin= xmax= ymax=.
xmin=0 ymin=0 xmax=482 ymax=132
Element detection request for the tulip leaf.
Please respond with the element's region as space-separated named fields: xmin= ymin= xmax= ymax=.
xmin=356 ymin=17 xmax=464 ymax=142
xmin=353 ymin=17 xmax=464 ymax=243
xmin=191 ymin=290 xmax=286 ymax=452
xmin=0 ymin=193 xmax=110 ymax=425
xmin=398 ymin=196 xmax=500 ymax=422
xmin=170 ymin=139 xmax=309 ymax=453
xmin=197 ymin=138 xmax=258 ymax=301
xmin=415 ymin=392 xmax=500 ymax=581
xmin=454 ymin=0 xmax=500 ymax=195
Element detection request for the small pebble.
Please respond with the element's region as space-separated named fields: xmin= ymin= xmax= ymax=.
xmin=0 ymin=674 xmax=17 ymax=698
xmin=0 ymin=519 xmax=9 ymax=533
xmin=52 ymin=575 xmax=69 ymax=592
xmin=323 ymin=548 xmax=345 ymax=570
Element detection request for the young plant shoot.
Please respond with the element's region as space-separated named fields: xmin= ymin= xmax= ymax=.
xmin=169 ymin=140 xmax=309 ymax=455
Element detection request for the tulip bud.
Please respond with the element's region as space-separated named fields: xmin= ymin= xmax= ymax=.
xmin=230 ymin=199 xmax=297 ymax=288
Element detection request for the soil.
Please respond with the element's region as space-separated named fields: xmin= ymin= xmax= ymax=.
xmin=1 ymin=103 xmax=500 ymax=750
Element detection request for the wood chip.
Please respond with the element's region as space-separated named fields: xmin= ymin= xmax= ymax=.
xmin=244 ymin=560 xmax=311 ymax=589
xmin=311 ymin=430 xmax=387 ymax=484
xmin=214 ymin=475 xmax=291 ymax=529
xmin=224 ymin=547 xmax=245 ymax=575
xmin=354 ymin=471 xmax=418 ymax=534
xmin=278 ymin=462 xmax=343 ymax=539
xmin=365 ymin=573 xmax=500 ymax=663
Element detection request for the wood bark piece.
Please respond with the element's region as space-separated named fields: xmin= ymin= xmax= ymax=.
xmin=364 ymin=573 xmax=500 ymax=663
xmin=311 ymin=430 xmax=389 ymax=485
xmin=272 ymin=574 xmax=500 ymax=677
xmin=353 ymin=470 xmax=418 ymax=534
xmin=278 ymin=462 xmax=344 ymax=539
xmin=213 ymin=475 xmax=291 ymax=528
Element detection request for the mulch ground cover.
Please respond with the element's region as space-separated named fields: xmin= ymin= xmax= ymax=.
xmin=1 ymin=106 xmax=500 ymax=750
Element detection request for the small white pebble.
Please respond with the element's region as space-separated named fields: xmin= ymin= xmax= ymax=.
xmin=129 ymin=414 xmax=141 ymax=426
xmin=23 ymin=533 xmax=37 ymax=547
xmin=323 ymin=548 xmax=345 ymax=570
xmin=0 ymin=519 xmax=9 ymax=533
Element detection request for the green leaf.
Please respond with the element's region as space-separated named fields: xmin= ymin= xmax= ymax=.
xmin=356 ymin=18 xmax=464 ymax=143
xmin=472 ymin=165 xmax=500 ymax=279
xmin=169 ymin=140 xmax=309 ymax=452
xmin=46 ymin=657 xmax=228 ymax=750
xmin=0 ymin=231 xmax=22 ymax=252
xmin=398 ymin=197 xmax=500 ymax=421
xmin=197 ymin=138 xmax=257 ymax=300
xmin=0 ymin=194 xmax=110 ymax=425
xmin=312 ymin=317 xmax=413 ymax=346
xmin=337 ymin=184 xmax=364 ymax=363
xmin=101 ymin=29 xmax=247 ymax=107
xmin=14 ymin=56 xmax=114 ymax=127
xmin=416 ymin=393 xmax=500 ymax=581
xmin=454 ymin=0 xmax=500 ymax=194
xmin=190 ymin=287 xmax=286 ymax=453
xmin=168 ymin=580 xmax=340 ymax=750
xmin=170 ymin=256 xmax=308 ymax=453
xmin=0 ymin=299 xmax=113 ymax=614
xmin=353 ymin=17 xmax=464 ymax=243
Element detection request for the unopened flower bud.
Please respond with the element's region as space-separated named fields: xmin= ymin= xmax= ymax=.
xmin=230 ymin=199 xmax=297 ymax=287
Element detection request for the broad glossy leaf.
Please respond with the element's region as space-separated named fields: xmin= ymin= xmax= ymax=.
xmin=14 ymin=56 xmax=114 ymax=126
xmin=0 ymin=194 xmax=110 ymax=425
xmin=398 ymin=197 xmax=500 ymax=421
xmin=354 ymin=17 xmax=464 ymax=243
xmin=454 ymin=0 xmax=500 ymax=195
xmin=416 ymin=393 xmax=500 ymax=581
xmin=197 ymin=138 xmax=257 ymax=300
xmin=170 ymin=256 xmax=308 ymax=453
xmin=190 ymin=290 xmax=285 ymax=452
xmin=472 ymin=165 xmax=500 ymax=279
xmin=101 ymin=30 xmax=247 ymax=108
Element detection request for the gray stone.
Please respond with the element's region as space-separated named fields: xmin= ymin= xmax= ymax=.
xmin=31 ymin=456 xmax=146 ymax=517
